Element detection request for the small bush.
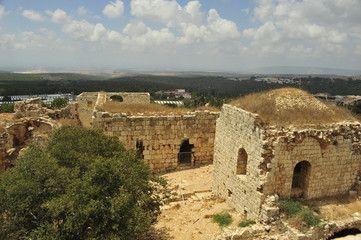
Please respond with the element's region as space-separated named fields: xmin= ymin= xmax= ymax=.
xmin=212 ymin=211 xmax=233 ymax=227
xmin=0 ymin=103 xmax=14 ymax=113
xmin=299 ymin=208 xmax=322 ymax=227
xmin=277 ymin=198 xmax=322 ymax=227
xmin=238 ymin=219 xmax=255 ymax=228
xmin=50 ymin=97 xmax=69 ymax=109
xmin=278 ymin=199 xmax=303 ymax=217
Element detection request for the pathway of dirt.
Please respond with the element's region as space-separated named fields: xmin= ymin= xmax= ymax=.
xmin=155 ymin=165 xmax=243 ymax=240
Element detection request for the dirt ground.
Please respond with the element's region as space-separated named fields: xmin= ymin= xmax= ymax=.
xmin=154 ymin=165 xmax=361 ymax=240
xmin=154 ymin=165 xmax=244 ymax=240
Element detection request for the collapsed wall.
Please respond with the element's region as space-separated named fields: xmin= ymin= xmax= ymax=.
xmin=77 ymin=92 xmax=150 ymax=127
xmin=0 ymin=118 xmax=58 ymax=171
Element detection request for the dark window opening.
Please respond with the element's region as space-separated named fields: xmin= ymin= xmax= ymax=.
xmin=291 ymin=161 xmax=311 ymax=198
xmin=110 ymin=95 xmax=123 ymax=102
xmin=136 ymin=140 xmax=144 ymax=159
xmin=328 ymin=228 xmax=361 ymax=239
xmin=178 ymin=139 xmax=194 ymax=164
xmin=227 ymin=189 xmax=232 ymax=198
xmin=236 ymin=148 xmax=248 ymax=175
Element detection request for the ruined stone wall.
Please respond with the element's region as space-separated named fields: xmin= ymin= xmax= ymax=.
xmin=105 ymin=92 xmax=150 ymax=104
xmin=77 ymin=92 xmax=150 ymax=127
xmin=77 ymin=92 xmax=99 ymax=127
xmin=0 ymin=118 xmax=58 ymax=172
xmin=93 ymin=110 xmax=218 ymax=173
xmin=213 ymin=104 xmax=361 ymax=220
xmin=264 ymin=124 xmax=361 ymax=199
xmin=213 ymin=104 xmax=267 ymax=220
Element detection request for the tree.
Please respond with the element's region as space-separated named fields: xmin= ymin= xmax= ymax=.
xmin=50 ymin=97 xmax=69 ymax=109
xmin=0 ymin=103 xmax=14 ymax=113
xmin=0 ymin=126 xmax=165 ymax=240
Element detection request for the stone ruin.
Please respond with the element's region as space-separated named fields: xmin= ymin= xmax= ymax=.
xmin=213 ymin=88 xmax=361 ymax=222
xmin=4 ymin=88 xmax=361 ymax=238
xmin=77 ymin=92 xmax=219 ymax=173
xmin=0 ymin=98 xmax=79 ymax=171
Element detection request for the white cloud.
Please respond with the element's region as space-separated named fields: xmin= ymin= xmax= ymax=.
xmin=103 ymin=0 xmax=124 ymax=19
xmin=130 ymin=0 xmax=240 ymax=45
xmin=22 ymin=10 xmax=45 ymax=22
xmin=0 ymin=33 xmax=15 ymax=49
xmin=63 ymin=20 xmax=109 ymax=42
xmin=245 ymin=0 xmax=360 ymax=56
xmin=0 ymin=5 xmax=8 ymax=19
xmin=77 ymin=6 xmax=88 ymax=16
xmin=207 ymin=9 xmax=240 ymax=41
xmin=131 ymin=0 xmax=204 ymax=28
xmin=45 ymin=9 xmax=71 ymax=24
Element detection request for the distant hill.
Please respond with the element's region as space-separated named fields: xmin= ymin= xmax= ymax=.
xmin=245 ymin=66 xmax=361 ymax=75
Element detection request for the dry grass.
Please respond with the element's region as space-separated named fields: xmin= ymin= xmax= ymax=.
xmin=98 ymin=102 xmax=219 ymax=116
xmin=230 ymin=88 xmax=357 ymax=127
xmin=320 ymin=200 xmax=361 ymax=220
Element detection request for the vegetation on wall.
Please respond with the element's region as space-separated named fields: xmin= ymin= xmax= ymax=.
xmin=0 ymin=126 xmax=166 ymax=240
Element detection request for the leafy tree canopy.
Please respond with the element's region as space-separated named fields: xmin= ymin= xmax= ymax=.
xmin=0 ymin=126 xmax=165 ymax=240
xmin=50 ymin=97 xmax=69 ymax=109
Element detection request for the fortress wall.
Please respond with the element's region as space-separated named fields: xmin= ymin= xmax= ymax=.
xmin=212 ymin=104 xmax=267 ymax=220
xmin=266 ymin=125 xmax=361 ymax=199
xmin=93 ymin=110 xmax=219 ymax=173
xmin=214 ymin=103 xmax=361 ymax=220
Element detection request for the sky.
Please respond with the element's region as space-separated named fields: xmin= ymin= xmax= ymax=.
xmin=0 ymin=0 xmax=360 ymax=72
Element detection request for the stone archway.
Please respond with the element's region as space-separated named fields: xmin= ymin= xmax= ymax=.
xmin=291 ymin=160 xmax=311 ymax=198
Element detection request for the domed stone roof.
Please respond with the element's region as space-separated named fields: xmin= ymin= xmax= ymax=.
xmin=230 ymin=88 xmax=357 ymax=127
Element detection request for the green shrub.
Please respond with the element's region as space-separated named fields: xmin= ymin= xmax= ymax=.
xmin=299 ymin=208 xmax=322 ymax=227
xmin=212 ymin=211 xmax=233 ymax=227
xmin=238 ymin=219 xmax=255 ymax=228
xmin=50 ymin=97 xmax=69 ymax=109
xmin=277 ymin=198 xmax=322 ymax=227
xmin=0 ymin=126 xmax=165 ymax=240
xmin=0 ymin=103 xmax=14 ymax=113
xmin=278 ymin=199 xmax=303 ymax=217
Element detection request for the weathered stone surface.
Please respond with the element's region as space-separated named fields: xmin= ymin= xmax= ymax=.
xmin=213 ymin=103 xmax=361 ymax=221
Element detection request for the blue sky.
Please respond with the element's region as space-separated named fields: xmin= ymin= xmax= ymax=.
xmin=0 ymin=0 xmax=360 ymax=72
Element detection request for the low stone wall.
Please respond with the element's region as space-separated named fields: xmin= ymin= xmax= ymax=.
xmin=93 ymin=110 xmax=219 ymax=173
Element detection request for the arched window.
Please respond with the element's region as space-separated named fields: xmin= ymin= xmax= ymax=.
xmin=236 ymin=148 xmax=248 ymax=175
xmin=291 ymin=161 xmax=311 ymax=197
xmin=110 ymin=95 xmax=123 ymax=102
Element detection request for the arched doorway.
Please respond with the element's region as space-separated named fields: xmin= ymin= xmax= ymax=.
xmin=291 ymin=161 xmax=311 ymax=198
xmin=178 ymin=139 xmax=194 ymax=165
